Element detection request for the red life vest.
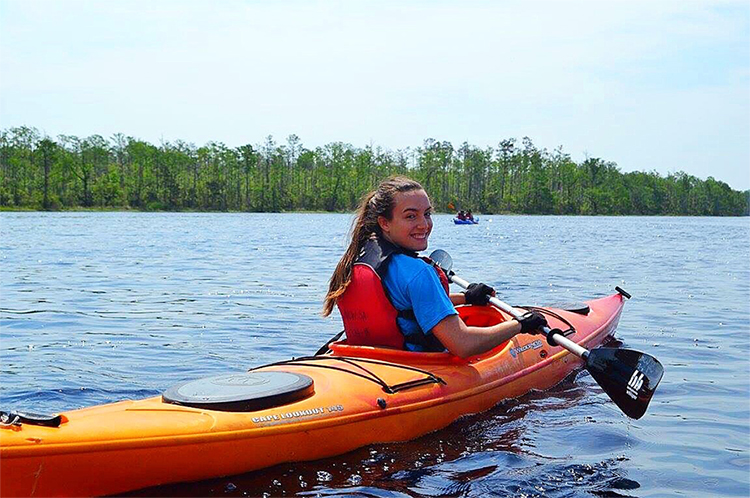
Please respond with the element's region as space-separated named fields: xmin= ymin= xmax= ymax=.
xmin=337 ymin=238 xmax=450 ymax=349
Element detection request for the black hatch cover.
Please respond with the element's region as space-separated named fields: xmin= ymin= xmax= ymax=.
xmin=163 ymin=371 xmax=314 ymax=412
xmin=546 ymin=302 xmax=591 ymax=315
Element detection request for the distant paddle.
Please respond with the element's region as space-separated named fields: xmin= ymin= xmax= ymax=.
xmin=429 ymin=249 xmax=664 ymax=420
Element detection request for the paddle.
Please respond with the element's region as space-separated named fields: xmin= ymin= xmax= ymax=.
xmin=429 ymin=249 xmax=664 ymax=420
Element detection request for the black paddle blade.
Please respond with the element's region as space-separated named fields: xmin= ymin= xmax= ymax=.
xmin=586 ymin=348 xmax=664 ymax=420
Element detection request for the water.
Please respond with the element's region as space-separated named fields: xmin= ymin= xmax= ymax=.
xmin=1 ymin=212 xmax=748 ymax=497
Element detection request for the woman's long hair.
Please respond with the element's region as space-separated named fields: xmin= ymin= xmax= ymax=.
xmin=322 ymin=176 xmax=424 ymax=316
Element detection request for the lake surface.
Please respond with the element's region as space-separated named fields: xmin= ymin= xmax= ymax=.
xmin=1 ymin=212 xmax=749 ymax=497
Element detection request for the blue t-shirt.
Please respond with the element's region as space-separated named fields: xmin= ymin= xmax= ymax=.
xmin=381 ymin=254 xmax=458 ymax=351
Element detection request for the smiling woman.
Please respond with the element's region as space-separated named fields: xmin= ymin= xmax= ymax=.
xmin=323 ymin=176 xmax=547 ymax=357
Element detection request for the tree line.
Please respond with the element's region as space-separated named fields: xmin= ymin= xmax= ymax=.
xmin=1 ymin=126 xmax=747 ymax=216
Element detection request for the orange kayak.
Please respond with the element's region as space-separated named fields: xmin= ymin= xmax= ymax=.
xmin=0 ymin=293 xmax=625 ymax=497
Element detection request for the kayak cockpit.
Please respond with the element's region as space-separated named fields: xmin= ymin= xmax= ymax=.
xmin=328 ymin=304 xmax=513 ymax=364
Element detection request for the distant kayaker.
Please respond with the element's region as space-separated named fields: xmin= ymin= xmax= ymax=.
xmin=457 ymin=210 xmax=466 ymax=220
xmin=323 ymin=176 xmax=547 ymax=358
xmin=466 ymin=211 xmax=474 ymax=222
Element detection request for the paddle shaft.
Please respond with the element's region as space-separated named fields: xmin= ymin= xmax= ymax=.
xmin=449 ymin=274 xmax=589 ymax=359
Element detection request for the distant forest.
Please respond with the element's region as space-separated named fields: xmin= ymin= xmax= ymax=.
xmin=1 ymin=126 xmax=748 ymax=216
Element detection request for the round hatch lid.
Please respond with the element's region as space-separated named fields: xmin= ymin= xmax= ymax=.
xmin=163 ymin=371 xmax=314 ymax=412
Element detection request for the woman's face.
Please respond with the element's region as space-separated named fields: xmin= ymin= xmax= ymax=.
xmin=378 ymin=189 xmax=433 ymax=252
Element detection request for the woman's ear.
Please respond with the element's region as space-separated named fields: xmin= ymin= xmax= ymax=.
xmin=377 ymin=215 xmax=390 ymax=234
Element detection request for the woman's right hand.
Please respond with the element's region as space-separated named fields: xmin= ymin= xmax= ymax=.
xmin=517 ymin=311 xmax=548 ymax=334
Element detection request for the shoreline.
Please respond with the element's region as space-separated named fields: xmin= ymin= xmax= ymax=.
xmin=1 ymin=208 xmax=747 ymax=217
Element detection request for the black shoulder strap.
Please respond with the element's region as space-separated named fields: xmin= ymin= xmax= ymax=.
xmin=357 ymin=237 xmax=417 ymax=277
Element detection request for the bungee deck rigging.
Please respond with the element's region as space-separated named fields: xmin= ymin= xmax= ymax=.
xmin=250 ymin=355 xmax=447 ymax=394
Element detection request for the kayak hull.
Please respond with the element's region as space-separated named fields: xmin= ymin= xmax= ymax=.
xmin=1 ymin=293 xmax=624 ymax=497
xmin=453 ymin=218 xmax=479 ymax=224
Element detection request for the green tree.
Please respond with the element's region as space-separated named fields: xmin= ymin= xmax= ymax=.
xmin=35 ymin=138 xmax=58 ymax=209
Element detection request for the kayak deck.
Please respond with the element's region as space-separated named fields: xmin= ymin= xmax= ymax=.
xmin=0 ymin=293 xmax=624 ymax=497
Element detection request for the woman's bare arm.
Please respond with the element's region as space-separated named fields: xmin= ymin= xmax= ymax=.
xmin=431 ymin=314 xmax=522 ymax=358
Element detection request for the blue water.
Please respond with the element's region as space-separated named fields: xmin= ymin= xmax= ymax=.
xmin=1 ymin=213 xmax=748 ymax=497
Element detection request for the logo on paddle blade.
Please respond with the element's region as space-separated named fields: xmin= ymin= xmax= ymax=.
xmin=626 ymin=370 xmax=645 ymax=399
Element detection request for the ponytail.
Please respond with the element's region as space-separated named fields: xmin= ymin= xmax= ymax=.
xmin=322 ymin=176 xmax=424 ymax=316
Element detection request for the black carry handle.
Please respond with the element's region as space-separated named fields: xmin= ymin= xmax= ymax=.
xmin=1 ymin=410 xmax=62 ymax=427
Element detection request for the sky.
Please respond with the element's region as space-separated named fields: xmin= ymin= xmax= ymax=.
xmin=1 ymin=0 xmax=748 ymax=190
